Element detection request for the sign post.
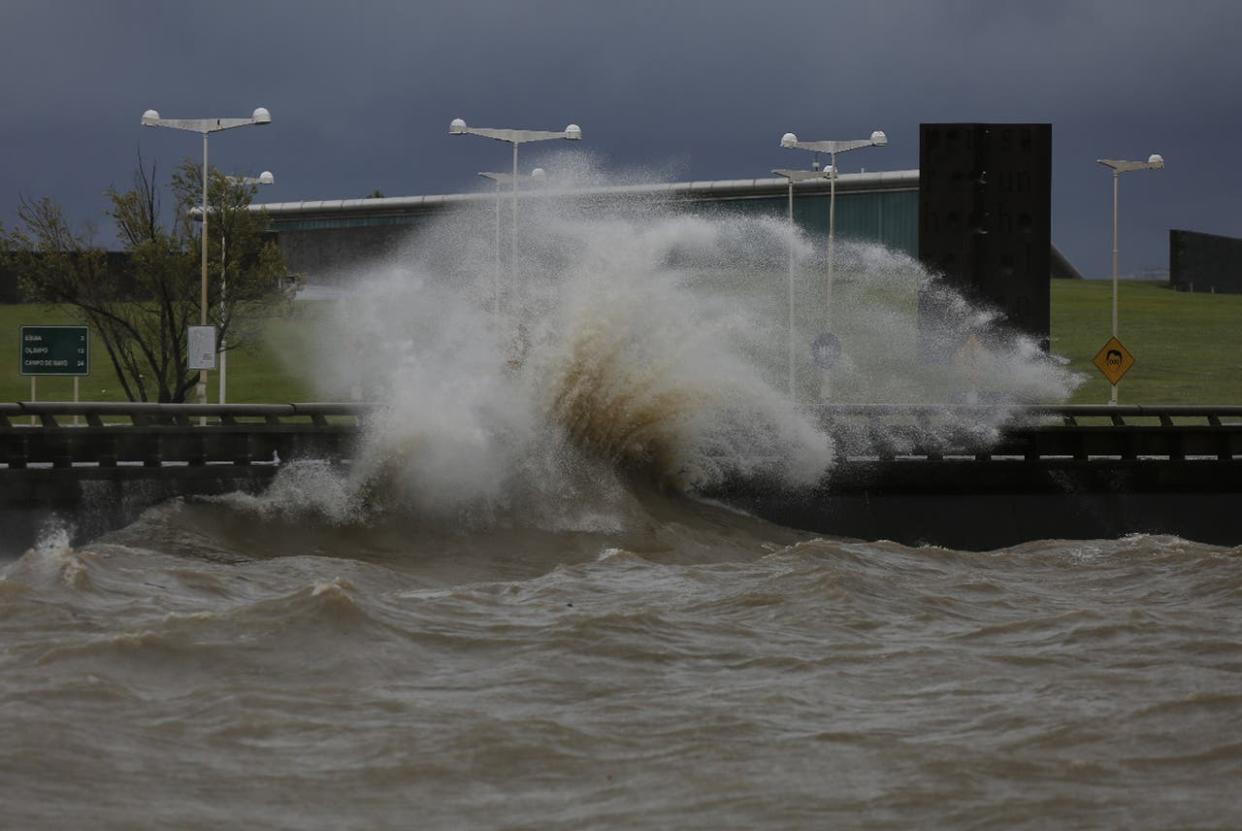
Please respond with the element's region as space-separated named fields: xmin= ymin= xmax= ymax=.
xmin=187 ymin=325 xmax=217 ymax=426
xmin=20 ymin=325 xmax=89 ymax=425
xmin=1092 ymin=335 xmax=1135 ymax=402
xmin=956 ymin=334 xmax=984 ymax=405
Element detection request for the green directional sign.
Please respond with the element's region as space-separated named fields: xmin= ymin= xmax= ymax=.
xmin=20 ymin=325 xmax=89 ymax=376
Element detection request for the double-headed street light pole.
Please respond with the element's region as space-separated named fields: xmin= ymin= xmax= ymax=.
xmin=1096 ymin=153 xmax=1164 ymax=404
xmin=450 ymin=119 xmax=580 ymax=299
xmin=189 ymin=170 xmax=273 ymax=404
xmin=478 ymin=168 xmax=546 ymax=318
xmin=771 ymin=168 xmax=832 ymax=399
xmin=141 ymin=107 xmax=271 ymax=411
xmin=220 ymin=171 xmax=274 ymax=404
xmin=779 ymin=130 xmax=887 ymax=327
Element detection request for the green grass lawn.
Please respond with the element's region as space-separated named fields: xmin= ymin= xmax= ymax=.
xmin=1051 ymin=280 xmax=1242 ymax=404
xmin=0 ymin=303 xmax=318 ymax=404
xmin=2 ymin=281 xmax=1239 ymax=404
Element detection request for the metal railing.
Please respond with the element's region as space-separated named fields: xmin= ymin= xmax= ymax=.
xmin=816 ymin=404 xmax=1242 ymax=462
xmin=0 ymin=402 xmax=372 ymax=469
xmin=2 ymin=402 xmax=1241 ymax=469
xmin=0 ymin=401 xmax=374 ymax=428
xmin=817 ymin=403 xmax=1242 ymax=422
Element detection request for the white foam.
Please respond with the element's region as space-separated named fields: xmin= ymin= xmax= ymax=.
xmin=269 ymin=156 xmax=1078 ymax=524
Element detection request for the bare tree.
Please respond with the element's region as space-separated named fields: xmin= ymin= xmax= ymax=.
xmin=2 ymin=155 xmax=297 ymax=402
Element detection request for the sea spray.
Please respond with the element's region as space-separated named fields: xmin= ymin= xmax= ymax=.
xmin=272 ymin=157 xmax=1078 ymax=524
xmin=534 ymin=212 xmax=832 ymax=488
xmin=2 ymin=518 xmax=90 ymax=591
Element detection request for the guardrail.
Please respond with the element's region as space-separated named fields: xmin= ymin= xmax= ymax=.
xmin=0 ymin=402 xmax=373 ymax=469
xmin=817 ymin=404 xmax=1242 ymax=462
xmin=812 ymin=403 xmax=1242 ymax=422
xmin=2 ymin=402 xmax=1241 ymax=469
xmin=0 ymin=401 xmax=374 ymax=426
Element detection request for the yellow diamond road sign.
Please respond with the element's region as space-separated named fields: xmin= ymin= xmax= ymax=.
xmin=1093 ymin=336 xmax=1135 ymax=385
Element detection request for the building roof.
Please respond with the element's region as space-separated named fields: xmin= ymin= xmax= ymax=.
xmin=249 ymin=169 xmax=921 ymax=220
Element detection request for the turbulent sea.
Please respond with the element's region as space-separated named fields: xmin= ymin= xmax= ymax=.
xmin=4 ymin=172 xmax=1240 ymax=827
xmin=2 ymin=494 xmax=1241 ymax=829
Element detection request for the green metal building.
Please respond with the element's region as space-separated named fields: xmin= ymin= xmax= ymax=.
xmin=250 ymin=170 xmax=1081 ymax=282
xmin=252 ymin=171 xmax=922 ymax=282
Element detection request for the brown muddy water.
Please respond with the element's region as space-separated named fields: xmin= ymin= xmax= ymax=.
xmin=8 ymin=156 xmax=1237 ymax=829
xmin=1 ymin=485 xmax=1240 ymax=830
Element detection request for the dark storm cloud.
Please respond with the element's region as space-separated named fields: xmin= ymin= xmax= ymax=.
xmin=3 ymin=0 xmax=1241 ymax=277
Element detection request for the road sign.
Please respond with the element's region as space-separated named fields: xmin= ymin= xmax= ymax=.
xmin=20 ymin=325 xmax=89 ymax=376
xmin=1093 ymin=336 xmax=1135 ymax=385
xmin=187 ymin=326 xmax=217 ymax=370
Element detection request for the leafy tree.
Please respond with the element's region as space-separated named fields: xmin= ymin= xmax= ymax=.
xmin=1 ymin=156 xmax=296 ymax=402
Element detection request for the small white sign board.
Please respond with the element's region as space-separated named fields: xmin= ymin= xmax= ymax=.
xmin=187 ymin=325 xmax=217 ymax=370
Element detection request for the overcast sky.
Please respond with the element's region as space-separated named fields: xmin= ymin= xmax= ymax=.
xmin=3 ymin=0 xmax=1240 ymax=277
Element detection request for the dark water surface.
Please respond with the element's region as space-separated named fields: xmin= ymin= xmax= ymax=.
xmin=2 ymin=493 xmax=1240 ymax=830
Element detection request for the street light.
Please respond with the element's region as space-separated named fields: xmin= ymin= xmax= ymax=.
xmin=220 ymin=171 xmax=274 ymax=404
xmin=478 ymin=168 xmax=546 ymax=318
xmin=771 ymin=167 xmax=831 ymax=399
xmin=188 ymin=170 xmax=274 ymax=404
xmin=142 ymin=107 xmax=271 ymax=412
xmin=1097 ymin=153 xmax=1164 ymax=404
xmin=450 ymin=118 xmax=579 ymax=299
xmin=780 ymin=130 xmax=887 ymax=331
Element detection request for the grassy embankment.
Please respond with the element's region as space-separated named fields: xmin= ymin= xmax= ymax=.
xmin=1 ymin=281 xmax=1239 ymax=404
xmin=1050 ymin=280 xmax=1242 ymax=404
xmin=0 ymin=303 xmax=320 ymax=404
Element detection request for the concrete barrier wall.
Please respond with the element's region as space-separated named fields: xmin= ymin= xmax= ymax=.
xmin=0 ymin=466 xmax=279 ymax=558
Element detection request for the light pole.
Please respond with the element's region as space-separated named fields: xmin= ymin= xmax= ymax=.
xmin=219 ymin=171 xmax=274 ymax=404
xmin=771 ymin=167 xmax=831 ymax=399
xmin=189 ymin=170 xmax=274 ymax=404
xmin=478 ymin=168 xmax=546 ymax=318
xmin=450 ymin=118 xmax=580 ymax=296
xmin=141 ymin=107 xmax=271 ymax=412
xmin=780 ymin=130 xmax=887 ymax=329
xmin=1097 ymin=153 xmax=1164 ymax=404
